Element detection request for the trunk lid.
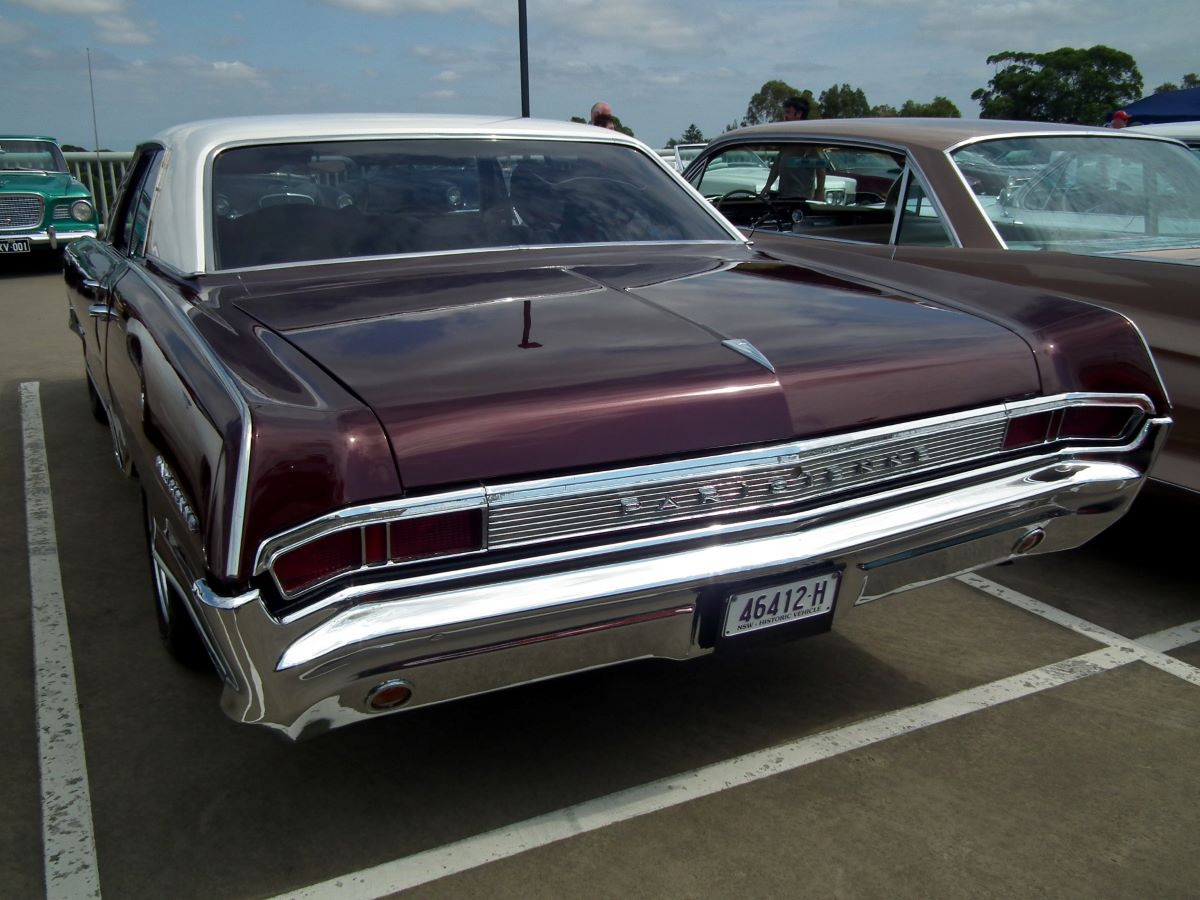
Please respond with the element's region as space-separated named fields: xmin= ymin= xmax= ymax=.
xmin=232 ymin=251 xmax=1039 ymax=489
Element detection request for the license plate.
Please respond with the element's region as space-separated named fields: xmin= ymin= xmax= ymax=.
xmin=723 ymin=570 xmax=839 ymax=637
xmin=0 ymin=239 xmax=32 ymax=253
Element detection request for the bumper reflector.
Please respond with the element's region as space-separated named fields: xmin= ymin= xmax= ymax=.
xmin=367 ymin=680 xmax=413 ymax=711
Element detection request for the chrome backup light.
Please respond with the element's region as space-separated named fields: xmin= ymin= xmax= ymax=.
xmin=70 ymin=199 xmax=95 ymax=222
xmin=270 ymin=509 xmax=484 ymax=597
xmin=1003 ymin=403 xmax=1140 ymax=450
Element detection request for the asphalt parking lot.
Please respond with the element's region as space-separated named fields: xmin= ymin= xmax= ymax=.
xmin=3 ymin=255 xmax=1198 ymax=900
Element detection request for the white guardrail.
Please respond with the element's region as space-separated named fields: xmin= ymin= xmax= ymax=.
xmin=64 ymin=152 xmax=133 ymax=225
xmin=66 ymin=149 xmax=683 ymax=226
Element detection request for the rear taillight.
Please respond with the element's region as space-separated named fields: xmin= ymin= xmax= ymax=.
xmin=1004 ymin=405 xmax=1138 ymax=451
xmin=1002 ymin=411 xmax=1054 ymax=450
xmin=390 ymin=511 xmax=482 ymax=562
xmin=1059 ymin=406 xmax=1137 ymax=441
xmin=272 ymin=510 xmax=484 ymax=595
xmin=273 ymin=529 xmax=362 ymax=595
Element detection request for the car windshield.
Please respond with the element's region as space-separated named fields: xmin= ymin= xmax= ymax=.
xmin=0 ymin=139 xmax=68 ymax=173
xmin=951 ymin=136 xmax=1200 ymax=255
xmin=212 ymin=137 xmax=734 ymax=269
xmin=676 ymin=146 xmax=705 ymax=166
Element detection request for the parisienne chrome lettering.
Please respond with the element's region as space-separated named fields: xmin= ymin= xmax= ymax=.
xmin=616 ymin=446 xmax=927 ymax=516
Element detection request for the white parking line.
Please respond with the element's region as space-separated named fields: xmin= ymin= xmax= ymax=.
xmin=272 ymin=644 xmax=1140 ymax=900
xmin=21 ymin=382 xmax=102 ymax=900
xmin=958 ymin=573 xmax=1200 ymax=687
xmin=1138 ymin=619 xmax=1200 ymax=654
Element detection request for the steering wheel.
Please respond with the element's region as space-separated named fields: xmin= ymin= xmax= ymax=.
xmin=713 ymin=189 xmax=788 ymax=232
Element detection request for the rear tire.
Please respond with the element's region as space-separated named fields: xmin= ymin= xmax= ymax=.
xmin=143 ymin=493 xmax=210 ymax=670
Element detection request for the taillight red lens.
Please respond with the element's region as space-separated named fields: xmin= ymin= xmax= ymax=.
xmin=1003 ymin=411 xmax=1054 ymax=449
xmin=273 ymin=530 xmax=362 ymax=595
xmin=1005 ymin=406 xmax=1139 ymax=451
xmin=271 ymin=510 xmax=484 ymax=595
xmin=390 ymin=510 xmax=482 ymax=562
xmin=1060 ymin=406 xmax=1136 ymax=441
xmin=363 ymin=523 xmax=388 ymax=566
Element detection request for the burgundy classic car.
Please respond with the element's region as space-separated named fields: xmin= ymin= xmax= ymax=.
xmin=682 ymin=119 xmax=1200 ymax=491
xmin=65 ymin=114 xmax=1170 ymax=739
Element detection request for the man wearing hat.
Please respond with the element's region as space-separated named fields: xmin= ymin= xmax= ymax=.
xmin=1109 ymin=110 xmax=1131 ymax=129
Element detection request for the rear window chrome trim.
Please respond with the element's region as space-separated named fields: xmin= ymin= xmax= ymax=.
xmin=212 ymin=239 xmax=747 ymax=274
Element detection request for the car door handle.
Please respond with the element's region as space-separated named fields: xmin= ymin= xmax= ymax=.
xmin=88 ymin=303 xmax=117 ymax=321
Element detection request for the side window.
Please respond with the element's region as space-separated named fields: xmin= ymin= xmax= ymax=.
xmin=110 ymin=149 xmax=163 ymax=257
xmin=693 ymin=142 xmax=907 ymax=246
xmin=694 ymin=146 xmax=775 ymax=199
xmin=895 ymin=177 xmax=954 ymax=247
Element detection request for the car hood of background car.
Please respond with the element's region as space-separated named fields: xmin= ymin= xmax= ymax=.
xmin=0 ymin=170 xmax=82 ymax=193
xmin=231 ymin=251 xmax=1040 ymax=488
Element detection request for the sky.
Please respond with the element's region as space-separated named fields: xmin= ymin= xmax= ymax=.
xmin=1 ymin=0 xmax=1196 ymax=151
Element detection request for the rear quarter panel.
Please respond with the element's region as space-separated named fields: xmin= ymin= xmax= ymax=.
xmin=890 ymin=245 xmax=1196 ymax=488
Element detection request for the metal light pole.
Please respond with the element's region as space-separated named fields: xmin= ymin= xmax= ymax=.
xmin=518 ymin=0 xmax=530 ymax=117
xmin=86 ymin=48 xmax=101 ymax=154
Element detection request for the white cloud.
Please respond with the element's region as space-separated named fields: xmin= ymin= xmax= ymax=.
xmin=536 ymin=0 xmax=706 ymax=53
xmin=94 ymin=14 xmax=154 ymax=46
xmin=205 ymin=60 xmax=264 ymax=81
xmin=322 ymin=0 xmax=510 ymax=23
xmin=108 ymin=55 xmax=266 ymax=86
xmin=326 ymin=0 xmax=706 ymax=52
xmin=425 ymin=88 xmax=457 ymax=99
xmin=434 ymin=69 xmax=461 ymax=82
xmin=8 ymin=0 xmax=126 ymax=13
xmin=0 ymin=15 xmax=32 ymax=43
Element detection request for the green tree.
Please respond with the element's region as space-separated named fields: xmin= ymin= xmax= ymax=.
xmin=722 ymin=119 xmax=741 ymax=133
xmin=61 ymin=143 xmax=87 ymax=152
xmin=680 ymin=123 xmax=706 ymax=143
xmin=1154 ymin=73 xmax=1200 ymax=93
xmin=897 ymin=96 xmax=961 ymax=117
xmin=869 ymin=104 xmax=899 ymax=118
xmin=742 ymin=80 xmax=812 ymax=126
xmin=971 ymin=45 xmax=1143 ymax=125
xmin=819 ymin=84 xmax=871 ymax=118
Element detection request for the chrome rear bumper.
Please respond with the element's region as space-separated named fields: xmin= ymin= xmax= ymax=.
xmin=187 ymin=422 xmax=1168 ymax=739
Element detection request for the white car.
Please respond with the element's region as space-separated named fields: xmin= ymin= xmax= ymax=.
xmin=1127 ymin=121 xmax=1200 ymax=161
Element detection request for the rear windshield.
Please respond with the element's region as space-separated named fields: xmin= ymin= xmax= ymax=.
xmin=212 ymin=137 xmax=733 ymax=269
xmin=951 ymin=135 xmax=1200 ymax=254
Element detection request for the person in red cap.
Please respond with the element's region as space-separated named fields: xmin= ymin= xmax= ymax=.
xmin=1110 ymin=110 xmax=1131 ymax=129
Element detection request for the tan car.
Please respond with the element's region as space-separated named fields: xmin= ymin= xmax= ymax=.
xmin=684 ymin=119 xmax=1200 ymax=491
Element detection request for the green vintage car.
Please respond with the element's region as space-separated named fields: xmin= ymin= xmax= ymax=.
xmin=0 ymin=135 xmax=99 ymax=256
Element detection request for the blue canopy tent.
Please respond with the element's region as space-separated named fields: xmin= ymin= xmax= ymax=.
xmin=1116 ymin=87 xmax=1200 ymax=124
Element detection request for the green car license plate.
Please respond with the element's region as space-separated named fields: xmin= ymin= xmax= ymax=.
xmin=723 ymin=570 xmax=839 ymax=637
xmin=0 ymin=238 xmax=32 ymax=253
